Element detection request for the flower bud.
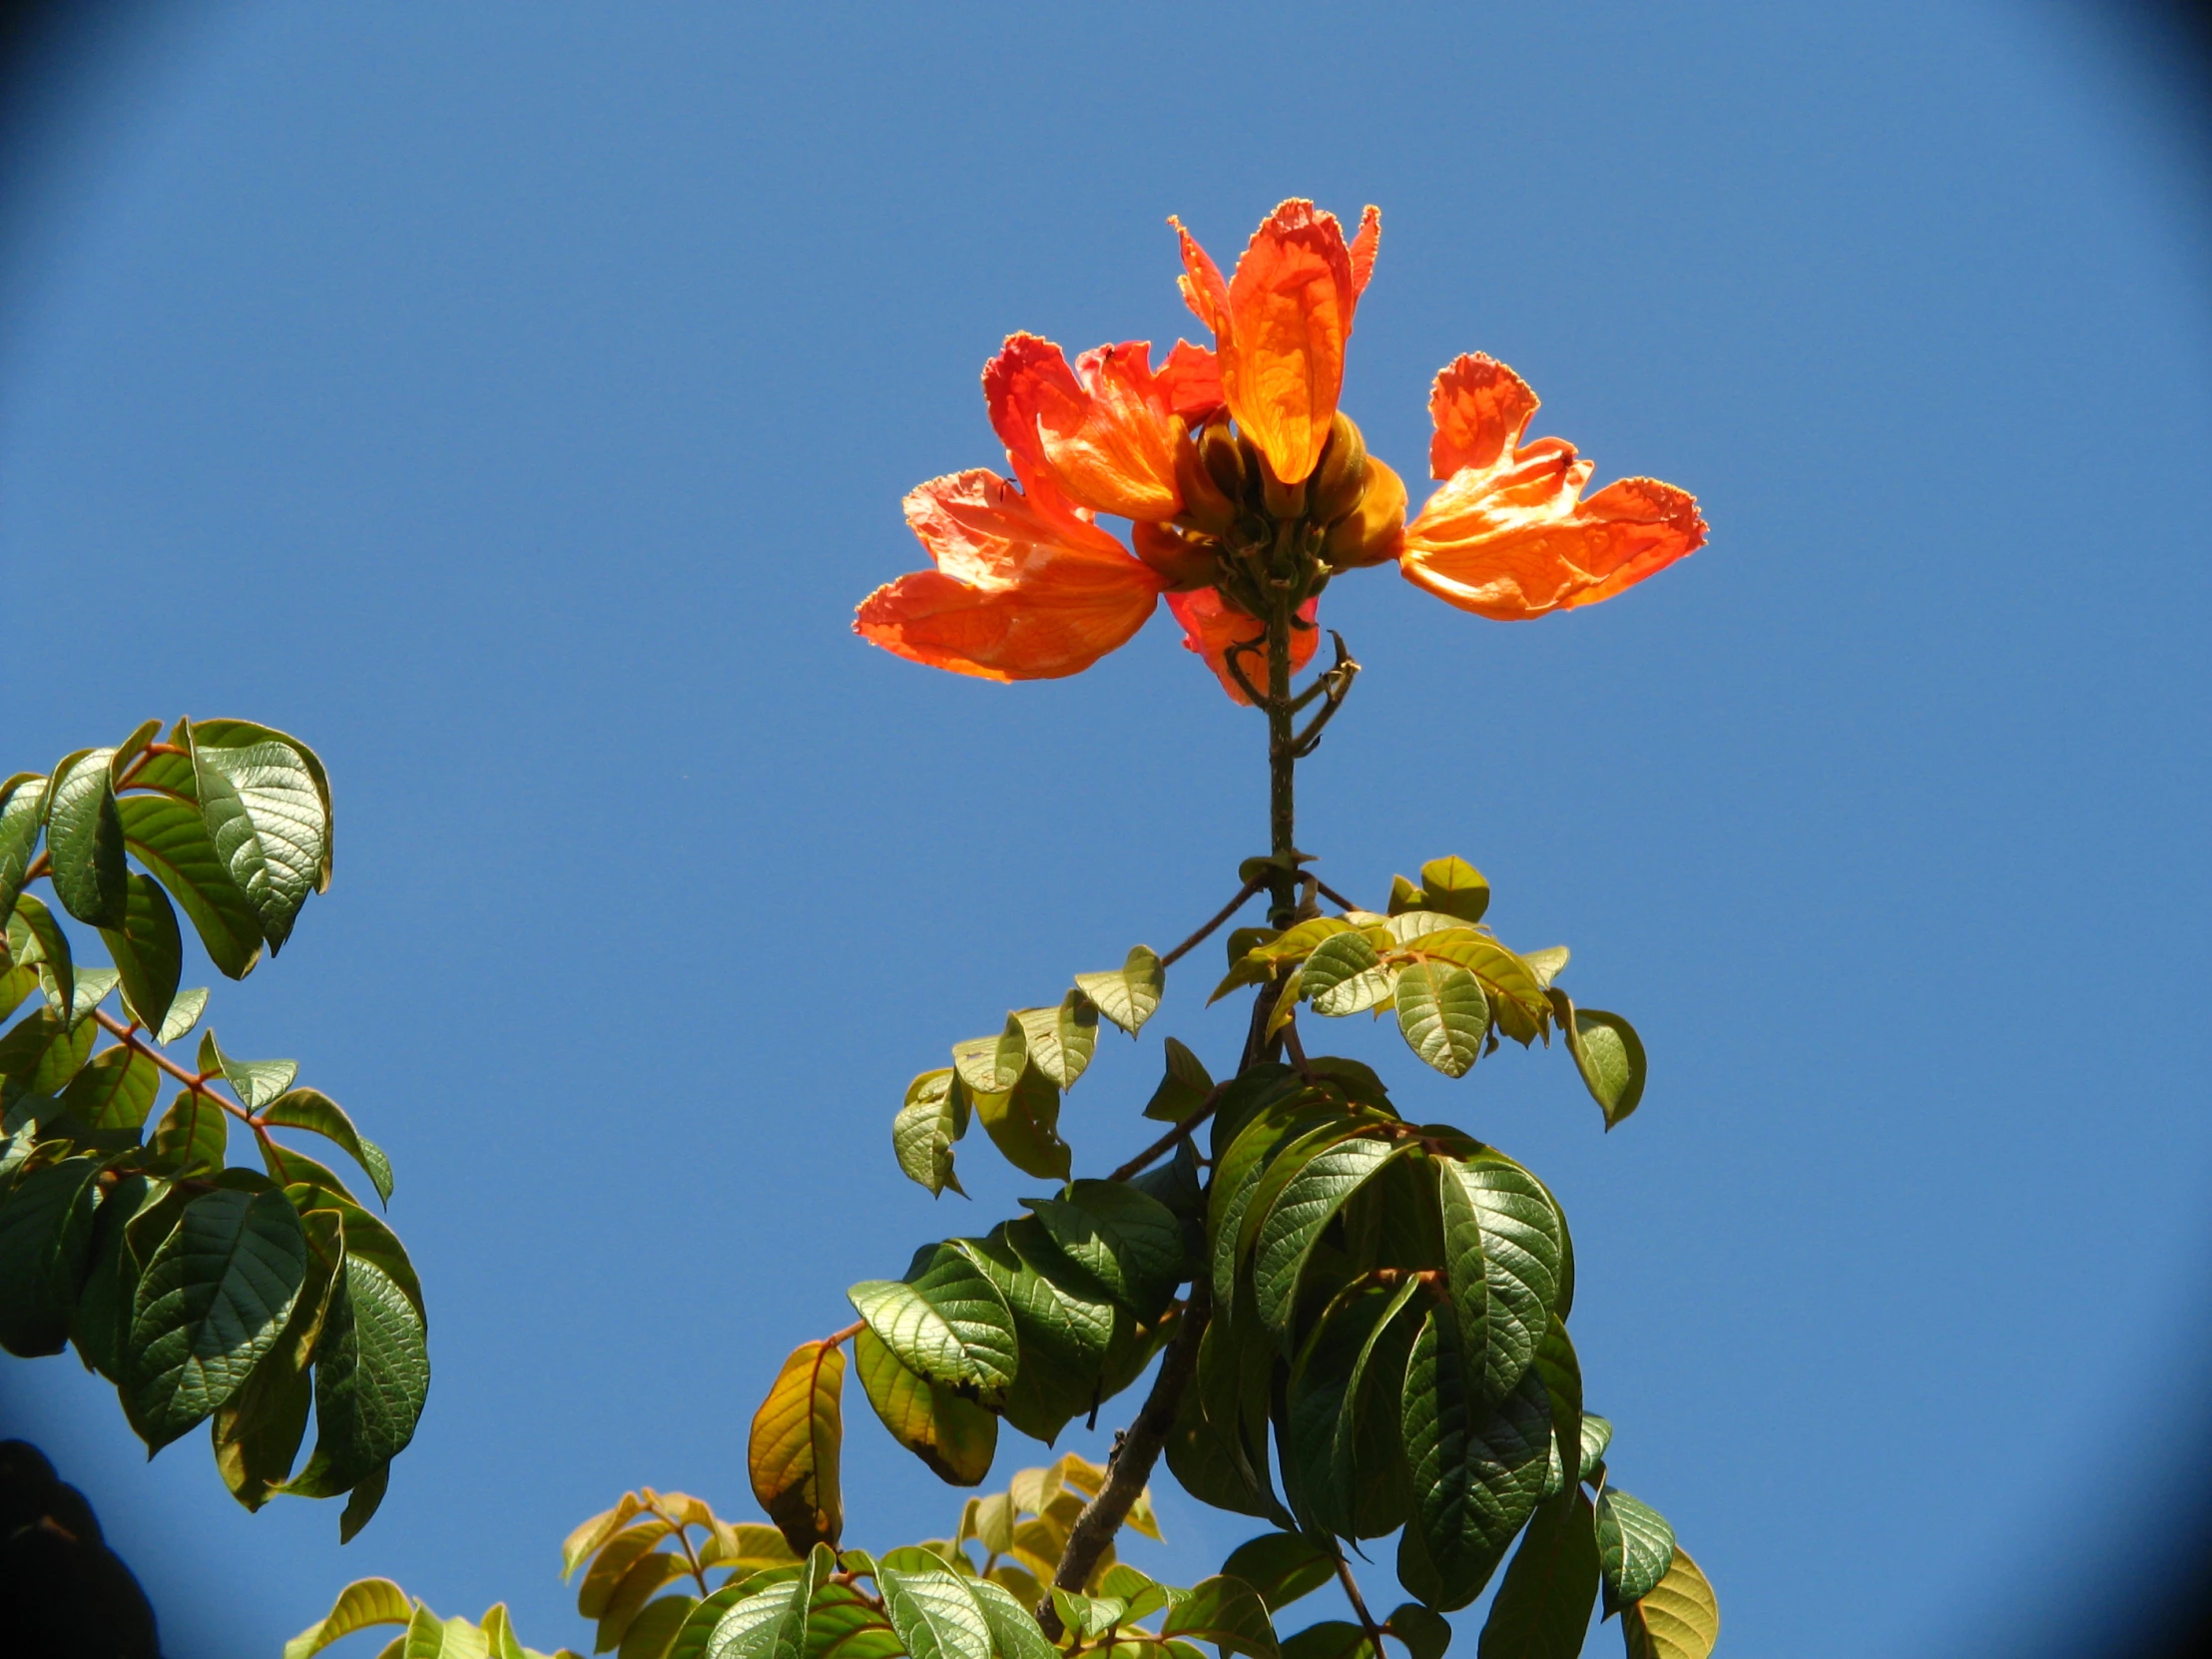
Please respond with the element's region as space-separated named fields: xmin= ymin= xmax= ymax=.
xmin=1199 ymin=422 xmax=1251 ymax=505
xmin=1131 ymin=520 xmax=1224 ymax=591
xmin=1172 ymin=419 xmax=1240 ymax=536
xmin=1307 ymin=413 xmax=1370 ymax=526
xmin=1258 ymin=451 xmax=1307 ymax=520
xmin=1322 ymin=455 xmax=1408 ymax=568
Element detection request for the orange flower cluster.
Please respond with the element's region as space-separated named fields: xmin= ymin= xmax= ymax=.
xmin=854 ymin=201 xmax=1705 ymax=701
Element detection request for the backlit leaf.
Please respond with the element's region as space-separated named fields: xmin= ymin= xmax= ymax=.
xmin=855 ymin=1325 xmax=997 ymax=1486
xmin=1415 ymin=859 xmax=1489 ymax=926
xmin=972 ymin=1066 xmax=1070 ymax=1182
xmin=1384 ymin=1606 xmax=1449 ymax=1659
xmin=895 ymin=1070 xmax=967 ymax=1199
xmin=1409 ymin=935 xmax=1546 ymax=1046
xmin=6 ymin=892 xmax=73 ymax=1039
xmin=1301 ymin=932 xmax=1390 ymax=1018
xmin=1519 ymin=949 xmax=1568 ymax=991
xmin=148 ymin=1090 xmax=231 ymax=1175
xmin=1219 ymin=1535 xmax=1335 ymax=1615
xmin=281 ymin=1578 xmax=415 ymax=1659
xmin=58 ymin=1045 xmax=162 ymax=1131
xmin=1278 ymin=1625 xmax=1370 ymax=1659
xmin=748 ymin=1339 xmax=845 ymax=1551
xmin=1076 ymin=946 xmax=1165 ymax=1037
xmin=198 ymin=1027 xmax=297 ymax=1110
xmin=159 ymin=986 xmax=210 ymax=1044
xmin=46 ymin=748 xmax=130 ymax=927
xmin=1143 ymin=1038 xmax=1214 ymax=1122
xmin=1393 ymin=963 xmax=1487 ymax=1078
xmin=1618 ymin=1549 xmax=1716 ymax=1659
xmin=954 ymin=1018 xmax=1029 ymax=1096
xmin=1162 ymin=1575 xmax=1279 ymax=1659
xmin=966 ymin=1577 xmax=1060 ymax=1659
xmin=0 ymin=774 xmax=47 ymax=927
xmin=1017 ymin=993 xmax=1099 ymax=1090
xmin=1550 ymin=998 xmax=1646 ymax=1130
xmin=127 ymin=1186 xmax=308 ymax=1450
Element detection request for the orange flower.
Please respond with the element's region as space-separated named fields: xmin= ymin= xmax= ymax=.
xmin=853 ymin=470 xmax=1163 ymax=682
xmin=1172 ymin=200 xmax=1381 ymax=486
xmin=1399 ymin=355 xmax=1707 ymax=620
xmin=853 ymin=203 xmax=1705 ymax=697
xmin=1167 ymin=590 xmax=1322 ymax=705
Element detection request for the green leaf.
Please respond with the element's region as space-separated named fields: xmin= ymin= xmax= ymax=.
xmin=278 ymin=1178 xmax=425 ymax=1322
xmin=1617 ymin=1549 xmax=1716 ymax=1659
xmin=1017 ymin=993 xmax=1099 ymax=1090
xmin=281 ymin=1577 xmax=416 ymax=1659
xmin=894 ymin=1070 xmax=968 ymax=1199
xmin=1393 ymin=962 xmax=1487 ymax=1078
xmin=954 ymin=1018 xmax=1029 ymax=1096
xmin=701 ymin=1579 xmax=807 ymax=1659
xmin=669 ymin=1585 xmax=771 ymax=1659
xmin=1530 ymin=1319 xmax=1582 ymax=1502
xmin=748 ymin=1339 xmax=846 ymax=1552
xmin=1437 ymin=1151 xmax=1566 ymax=1404
xmin=263 ymin=1089 xmax=394 ymax=1205
xmin=1301 ymin=932 xmax=1390 ymax=1018
xmin=1161 ymin=1575 xmax=1279 ymax=1659
xmin=1220 ymin=1534 xmax=1336 ymax=1615
xmin=1593 ymin=1492 xmax=1675 ymax=1617
xmin=188 ymin=719 xmax=333 ymax=952
xmin=215 ymin=1207 xmax=342 ymax=1509
xmin=959 ymin=1224 xmax=1118 ymax=1445
xmin=599 ymin=1555 xmax=695 ymax=1651
xmin=849 ymin=1244 xmax=1017 ymax=1409
xmin=1476 ymin=1490 xmax=1598 ymax=1659
xmin=0 ymin=1007 xmax=97 ymax=1116
xmin=6 ymin=891 xmax=73 ymax=1039
xmin=198 ymin=1028 xmax=298 ymax=1109
xmin=802 ymin=1580 xmax=902 ymax=1659
xmin=284 ymin=1254 xmax=430 ymax=1499
xmin=855 ymin=1325 xmax=997 ymax=1485
xmin=1077 ymin=946 xmax=1165 ymax=1037
xmin=58 ymin=1045 xmax=162 ymax=1131
xmin=1384 ymin=1606 xmax=1449 ymax=1659
xmin=1550 ymin=998 xmax=1646 ymax=1130
xmin=1279 ymin=1624 xmax=1370 ymax=1659
xmin=126 ymin=1186 xmax=308 ymax=1449
xmin=1051 ymin=1587 xmax=1128 ymax=1642
xmin=70 ymin=1171 xmax=163 ymax=1379
xmin=966 ymin=1578 xmax=1060 ymax=1659
xmin=1331 ymin=1276 xmax=1422 ymax=1541
xmin=972 ymin=1065 xmax=1070 ymax=1182
xmin=1386 ymin=874 xmax=1424 ymax=915
xmin=45 ymin=749 xmax=130 ymax=927
xmin=1143 ymin=1037 xmax=1215 ymax=1122
xmin=159 ymin=986 xmax=211 ymax=1044
xmin=1401 ymin=1312 xmax=1553 ymax=1610
xmin=620 ymin=1594 xmax=699 ymax=1659
xmin=148 ymin=1089 xmax=231 ymax=1175
xmin=1416 ymin=859 xmax=1489 ymax=926
xmin=1098 ymin=1565 xmax=1169 ymax=1622
xmin=0 ymin=1155 xmax=103 ymax=1356
xmin=117 ymin=794 xmax=265 ymax=979
xmin=1025 ymin=1179 xmax=1185 ymax=1323
xmin=881 ymin=1568 xmax=992 ymax=1659
xmin=101 ymin=873 xmax=184 ymax=1034
xmin=0 ymin=774 xmax=47 ymax=927
xmin=1253 ymin=1137 xmax=1407 ymax=1341
xmin=1578 ymin=1417 xmax=1612 ymax=1484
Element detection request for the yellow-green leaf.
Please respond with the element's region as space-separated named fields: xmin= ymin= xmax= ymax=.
xmin=1416 ymin=858 xmax=1489 ymax=925
xmin=1619 ymin=1548 xmax=1717 ymax=1659
xmin=1076 ymin=946 xmax=1165 ymax=1037
xmin=282 ymin=1577 xmax=414 ymax=1659
xmin=748 ymin=1339 xmax=844 ymax=1552
xmin=854 ymin=1325 xmax=997 ymax=1486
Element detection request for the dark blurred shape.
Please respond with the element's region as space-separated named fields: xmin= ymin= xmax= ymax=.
xmin=0 ymin=1439 xmax=162 ymax=1659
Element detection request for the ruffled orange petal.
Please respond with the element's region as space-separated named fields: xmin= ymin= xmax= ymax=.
xmin=1033 ymin=341 xmax=1183 ymax=522
xmin=1427 ymin=352 xmax=1540 ymax=480
xmin=1348 ymin=206 xmax=1382 ymax=299
xmin=1170 ymin=202 xmax=1377 ymax=486
xmin=1166 ymin=588 xmax=1322 ymax=704
xmin=1157 ymin=339 xmax=1225 ymax=419
xmin=982 ymin=335 xmax=1089 ymax=523
xmin=855 ymin=470 xmax=1164 ymax=680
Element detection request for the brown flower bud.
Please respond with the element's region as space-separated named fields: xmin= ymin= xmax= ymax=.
xmin=1322 ymin=455 xmax=1408 ymax=568
xmin=1131 ymin=520 xmax=1224 ymax=591
xmin=1199 ymin=421 xmax=1251 ymax=505
xmin=1172 ymin=419 xmax=1240 ymax=536
xmin=1258 ymin=451 xmax=1307 ymax=520
xmin=1307 ymin=413 xmax=1370 ymax=526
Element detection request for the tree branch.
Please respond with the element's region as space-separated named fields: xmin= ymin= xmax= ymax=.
xmin=1159 ymin=878 xmax=1266 ymax=970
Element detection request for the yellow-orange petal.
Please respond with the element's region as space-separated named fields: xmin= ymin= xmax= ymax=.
xmin=1166 ymin=588 xmax=1322 ymax=704
xmin=1427 ymin=352 xmax=1539 ymax=481
xmin=1034 ymin=342 xmax=1183 ymax=522
xmin=1158 ymin=339 xmax=1225 ymax=419
xmin=1218 ymin=200 xmax=1359 ymax=485
xmin=856 ymin=471 xmax=1164 ymax=680
xmin=1401 ymin=469 xmax=1706 ymax=621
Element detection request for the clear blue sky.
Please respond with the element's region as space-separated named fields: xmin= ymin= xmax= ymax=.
xmin=3 ymin=3 xmax=2209 ymax=1656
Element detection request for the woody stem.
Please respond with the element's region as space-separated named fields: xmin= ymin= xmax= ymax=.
xmin=1266 ymin=594 xmax=1298 ymax=931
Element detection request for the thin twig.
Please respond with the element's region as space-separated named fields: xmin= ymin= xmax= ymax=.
xmin=1223 ymin=638 xmax=1271 ymax=709
xmin=88 ymin=1009 xmax=260 ymax=1130
xmin=1105 ymin=1086 xmax=1225 ymax=1184
xmin=648 ymin=1499 xmax=713 ymax=1597
xmin=1282 ymin=1016 xmax=1316 ymax=1082
xmin=1314 ymin=878 xmax=1362 ymax=913
xmin=1333 ymin=1549 xmax=1388 ymax=1657
xmin=825 ymin=1319 xmax=863 ymax=1347
xmin=1158 ymin=878 xmax=1266 ymax=970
